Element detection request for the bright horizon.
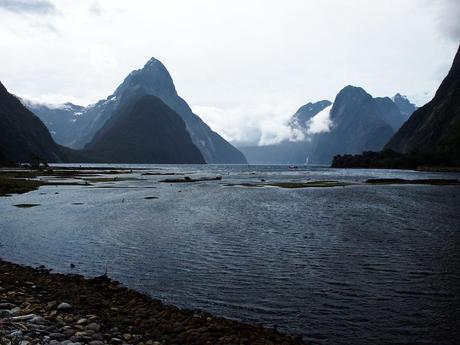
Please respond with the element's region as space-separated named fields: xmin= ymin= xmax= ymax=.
xmin=1 ymin=0 xmax=459 ymax=145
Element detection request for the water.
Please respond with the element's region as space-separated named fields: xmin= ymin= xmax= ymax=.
xmin=1 ymin=165 xmax=460 ymax=345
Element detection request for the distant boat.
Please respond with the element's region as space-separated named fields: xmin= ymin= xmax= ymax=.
xmin=288 ymin=165 xmax=298 ymax=170
xmin=304 ymin=155 xmax=310 ymax=166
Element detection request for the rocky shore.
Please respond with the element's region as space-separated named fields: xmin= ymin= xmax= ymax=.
xmin=0 ymin=260 xmax=304 ymax=345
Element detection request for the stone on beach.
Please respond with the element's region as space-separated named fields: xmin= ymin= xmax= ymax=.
xmin=57 ymin=303 xmax=72 ymax=311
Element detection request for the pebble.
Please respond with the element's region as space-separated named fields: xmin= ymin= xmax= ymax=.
xmin=11 ymin=307 xmax=22 ymax=315
xmin=86 ymin=323 xmax=100 ymax=332
xmin=9 ymin=330 xmax=23 ymax=339
xmin=88 ymin=341 xmax=104 ymax=345
xmin=47 ymin=301 xmax=58 ymax=310
xmin=76 ymin=318 xmax=88 ymax=325
xmin=49 ymin=333 xmax=66 ymax=340
xmin=12 ymin=314 xmax=36 ymax=321
xmin=70 ymin=336 xmax=83 ymax=342
xmin=92 ymin=333 xmax=104 ymax=341
xmin=30 ymin=316 xmax=46 ymax=324
xmin=63 ymin=329 xmax=75 ymax=337
xmin=57 ymin=303 xmax=72 ymax=311
xmin=122 ymin=334 xmax=132 ymax=341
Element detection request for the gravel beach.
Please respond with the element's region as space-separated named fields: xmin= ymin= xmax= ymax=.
xmin=0 ymin=260 xmax=304 ymax=345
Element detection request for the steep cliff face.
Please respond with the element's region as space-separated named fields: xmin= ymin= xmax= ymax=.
xmin=84 ymin=94 xmax=205 ymax=164
xmin=386 ymin=45 xmax=460 ymax=165
xmin=0 ymin=81 xmax=66 ymax=163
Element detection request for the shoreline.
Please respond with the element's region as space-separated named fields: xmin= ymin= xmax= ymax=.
xmin=0 ymin=259 xmax=304 ymax=345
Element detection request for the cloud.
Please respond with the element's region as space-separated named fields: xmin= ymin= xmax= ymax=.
xmin=19 ymin=93 xmax=84 ymax=107
xmin=305 ymin=105 xmax=333 ymax=135
xmin=441 ymin=0 xmax=460 ymax=41
xmin=428 ymin=0 xmax=460 ymax=41
xmin=0 ymin=0 xmax=55 ymax=15
xmin=192 ymin=104 xmax=300 ymax=147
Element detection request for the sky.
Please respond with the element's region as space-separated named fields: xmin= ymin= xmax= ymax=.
xmin=0 ymin=0 xmax=459 ymax=146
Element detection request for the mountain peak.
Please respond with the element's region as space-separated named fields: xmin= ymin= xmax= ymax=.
xmin=393 ymin=93 xmax=407 ymax=101
xmin=392 ymin=93 xmax=417 ymax=118
xmin=142 ymin=57 xmax=169 ymax=73
xmin=333 ymin=86 xmax=373 ymax=111
xmin=113 ymin=57 xmax=176 ymax=100
xmin=339 ymin=85 xmax=368 ymax=96
xmin=144 ymin=56 xmax=162 ymax=66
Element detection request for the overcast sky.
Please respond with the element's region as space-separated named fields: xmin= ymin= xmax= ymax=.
xmin=0 ymin=0 xmax=459 ymax=146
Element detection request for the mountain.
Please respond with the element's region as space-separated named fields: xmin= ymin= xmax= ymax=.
xmin=386 ymin=45 xmax=460 ymax=165
xmin=309 ymin=86 xmax=395 ymax=164
xmin=241 ymin=87 xmax=404 ymax=165
xmin=84 ymin=94 xmax=205 ymax=164
xmin=22 ymin=100 xmax=85 ymax=147
xmin=0 ymin=81 xmax=67 ymax=163
xmin=374 ymin=96 xmax=407 ymax=131
xmin=392 ymin=93 xmax=417 ymax=119
xmin=55 ymin=58 xmax=246 ymax=164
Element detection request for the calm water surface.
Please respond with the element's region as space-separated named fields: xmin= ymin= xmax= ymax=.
xmin=1 ymin=165 xmax=459 ymax=345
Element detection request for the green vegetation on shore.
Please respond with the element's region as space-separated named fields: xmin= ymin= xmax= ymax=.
xmin=331 ymin=149 xmax=459 ymax=170
xmin=0 ymin=175 xmax=44 ymax=196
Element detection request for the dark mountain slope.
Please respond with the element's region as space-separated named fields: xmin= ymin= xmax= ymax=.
xmin=84 ymin=94 xmax=205 ymax=164
xmin=0 ymin=81 xmax=66 ymax=163
xmin=386 ymin=45 xmax=460 ymax=165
